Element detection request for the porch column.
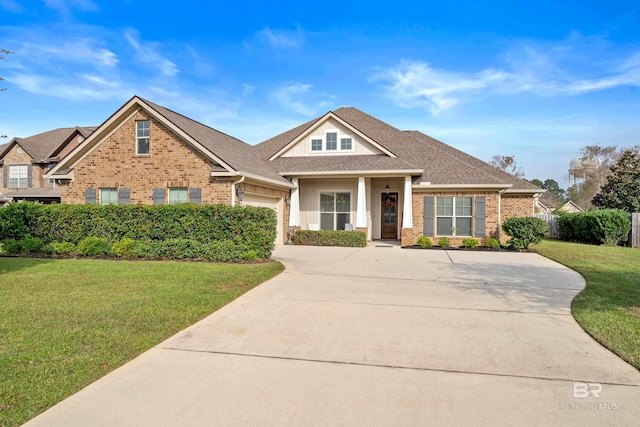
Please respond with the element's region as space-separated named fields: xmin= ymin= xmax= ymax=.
xmin=289 ymin=177 xmax=300 ymax=227
xmin=356 ymin=176 xmax=367 ymax=228
xmin=402 ymin=176 xmax=413 ymax=228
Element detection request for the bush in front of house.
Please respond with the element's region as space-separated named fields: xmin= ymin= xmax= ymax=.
xmin=462 ymin=238 xmax=479 ymax=249
xmin=295 ymin=230 xmax=367 ymax=247
xmin=0 ymin=202 xmax=277 ymax=261
xmin=558 ymin=209 xmax=630 ymax=246
xmin=51 ymin=242 xmax=77 ymax=255
xmin=76 ymin=237 xmax=112 ymax=256
xmin=416 ymin=236 xmax=433 ymax=248
xmin=501 ymin=217 xmax=548 ymax=250
xmin=484 ymin=238 xmax=501 ymax=249
xmin=438 ymin=237 xmax=451 ymax=248
xmin=0 ymin=236 xmax=44 ymax=255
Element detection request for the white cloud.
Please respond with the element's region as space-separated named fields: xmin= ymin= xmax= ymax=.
xmin=272 ymin=82 xmax=332 ymax=116
xmin=9 ymin=72 xmax=131 ymax=101
xmin=124 ymin=29 xmax=178 ymax=77
xmin=253 ymin=26 xmax=304 ymax=49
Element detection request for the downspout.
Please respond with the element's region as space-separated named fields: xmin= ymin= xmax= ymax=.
xmin=497 ymin=189 xmax=507 ymax=240
xmin=231 ymin=176 xmax=245 ymax=206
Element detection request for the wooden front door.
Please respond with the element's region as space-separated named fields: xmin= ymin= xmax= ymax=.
xmin=381 ymin=192 xmax=398 ymax=239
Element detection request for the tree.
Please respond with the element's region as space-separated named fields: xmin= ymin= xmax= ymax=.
xmin=568 ymin=144 xmax=619 ymax=209
xmin=1 ymin=49 xmax=14 ymax=139
xmin=490 ymin=155 xmax=524 ymax=178
xmin=592 ymin=146 xmax=640 ymax=213
xmin=542 ymin=179 xmax=566 ymax=201
xmin=529 ymin=178 xmax=543 ymax=187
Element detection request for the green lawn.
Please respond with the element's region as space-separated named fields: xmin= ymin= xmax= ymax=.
xmin=534 ymin=240 xmax=640 ymax=370
xmin=0 ymin=257 xmax=284 ymax=427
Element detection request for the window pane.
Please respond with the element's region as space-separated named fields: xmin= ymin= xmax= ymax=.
xmin=455 ymin=197 xmax=473 ymax=216
xmin=136 ymin=121 xmax=150 ymax=154
xmin=320 ymin=213 xmax=334 ymax=230
xmin=320 ymin=193 xmax=334 ymax=212
xmin=100 ymin=188 xmax=117 ymax=205
xmin=456 ymin=218 xmax=472 ymax=236
xmin=335 ymin=193 xmax=350 ymax=212
xmin=436 ymin=197 xmax=453 ymax=216
xmin=9 ymin=165 xmax=27 ymax=188
xmin=336 ymin=213 xmax=350 ymax=230
xmin=340 ymin=138 xmax=352 ymax=150
xmin=169 ymin=188 xmax=188 ymax=204
xmin=437 ymin=217 xmax=453 ymax=236
xmin=311 ymin=139 xmax=322 ymax=151
xmin=326 ymin=132 xmax=337 ymax=150
xmin=137 ymin=138 xmax=150 ymax=155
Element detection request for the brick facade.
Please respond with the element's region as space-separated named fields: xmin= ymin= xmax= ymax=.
xmin=0 ymin=145 xmax=52 ymax=190
xmin=60 ymin=110 xmax=233 ymax=205
xmin=402 ymin=190 xmax=504 ymax=247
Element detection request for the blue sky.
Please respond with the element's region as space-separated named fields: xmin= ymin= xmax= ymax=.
xmin=1 ymin=0 xmax=639 ymax=186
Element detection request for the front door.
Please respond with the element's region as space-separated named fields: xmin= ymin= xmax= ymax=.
xmin=381 ymin=192 xmax=398 ymax=239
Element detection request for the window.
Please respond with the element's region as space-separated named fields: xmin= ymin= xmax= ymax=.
xmin=100 ymin=188 xmax=118 ymax=205
xmin=320 ymin=192 xmax=351 ymax=230
xmin=311 ymin=138 xmax=322 ymax=151
xmin=9 ymin=165 xmax=28 ymax=188
xmin=136 ymin=120 xmax=150 ymax=155
xmin=169 ymin=187 xmax=188 ymax=204
xmin=436 ymin=197 xmax=472 ymax=236
xmin=340 ymin=138 xmax=352 ymax=150
xmin=326 ymin=132 xmax=337 ymax=150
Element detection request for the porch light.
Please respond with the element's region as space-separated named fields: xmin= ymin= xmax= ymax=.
xmin=385 ymin=184 xmax=390 ymax=195
xmin=284 ymin=195 xmax=291 ymax=205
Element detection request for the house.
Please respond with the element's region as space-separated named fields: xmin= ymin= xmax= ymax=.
xmin=46 ymin=96 xmax=542 ymax=246
xmin=0 ymin=126 xmax=95 ymax=204
xmin=535 ymin=192 xmax=584 ymax=214
xmin=256 ymin=107 xmax=542 ymax=246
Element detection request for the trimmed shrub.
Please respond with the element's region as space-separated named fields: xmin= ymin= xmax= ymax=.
xmin=558 ymin=210 xmax=630 ymax=246
xmin=485 ymin=238 xmax=501 ymax=249
xmin=438 ymin=237 xmax=451 ymax=248
xmin=462 ymin=238 xmax=479 ymax=249
xmin=51 ymin=242 xmax=77 ymax=255
xmin=1 ymin=236 xmax=44 ymax=255
xmin=416 ymin=236 xmax=433 ymax=248
xmin=112 ymin=238 xmax=136 ymax=258
xmin=76 ymin=237 xmax=112 ymax=256
xmin=501 ymin=217 xmax=548 ymax=250
xmin=295 ymin=230 xmax=367 ymax=247
xmin=0 ymin=202 xmax=41 ymax=240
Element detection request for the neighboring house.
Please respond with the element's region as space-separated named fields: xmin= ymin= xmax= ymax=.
xmin=46 ymin=96 xmax=543 ymax=246
xmin=46 ymin=96 xmax=295 ymax=242
xmin=256 ymin=107 xmax=543 ymax=246
xmin=0 ymin=126 xmax=95 ymax=204
xmin=535 ymin=192 xmax=584 ymax=214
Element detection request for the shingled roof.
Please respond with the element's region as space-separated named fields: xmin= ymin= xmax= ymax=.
xmin=0 ymin=126 xmax=96 ymax=163
xmin=257 ymin=107 xmax=540 ymax=191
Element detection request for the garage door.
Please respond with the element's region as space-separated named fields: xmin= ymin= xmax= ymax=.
xmin=243 ymin=193 xmax=283 ymax=245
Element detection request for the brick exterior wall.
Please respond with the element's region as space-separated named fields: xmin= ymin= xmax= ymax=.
xmin=402 ymin=190 xmax=531 ymax=247
xmin=60 ymin=110 xmax=233 ymax=205
xmin=1 ymin=145 xmax=52 ymax=190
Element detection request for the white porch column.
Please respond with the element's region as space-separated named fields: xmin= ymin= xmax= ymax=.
xmin=289 ymin=177 xmax=300 ymax=227
xmin=356 ymin=176 xmax=367 ymax=228
xmin=402 ymin=176 xmax=413 ymax=228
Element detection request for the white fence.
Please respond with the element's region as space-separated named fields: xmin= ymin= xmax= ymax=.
xmin=533 ymin=213 xmax=640 ymax=248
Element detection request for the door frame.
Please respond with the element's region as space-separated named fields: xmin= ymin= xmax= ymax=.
xmin=380 ymin=192 xmax=399 ymax=239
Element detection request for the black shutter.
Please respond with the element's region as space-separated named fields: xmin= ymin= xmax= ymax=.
xmin=85 ymin=188 xmax=96 ymax=205
xmin=27 ymin=165 xmax=32 ymax=188
xmin=423 ymin=196 xmax=435 ymax=237
xmin=153 ymin=188 xmax=165 ymax=205
xmin=118 ymin=188 xmax=130 ymax=205
xmin=189 ymin=188 xmax=202 ymax=205
xmin=475 ymin=196 xmax=486 ymax=237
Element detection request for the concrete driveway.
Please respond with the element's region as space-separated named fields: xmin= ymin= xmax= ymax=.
xmin=26 ymin=245 xmax=640 ymax=426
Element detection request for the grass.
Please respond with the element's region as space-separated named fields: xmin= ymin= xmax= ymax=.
xmin=534 ymin=239 xmax=640 ymax=370
xmin=0 ymin=257 xmax=284 ymax=427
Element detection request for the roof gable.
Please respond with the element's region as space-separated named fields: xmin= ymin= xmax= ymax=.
xmin=0 ymin=127 xmax=96 ymax=163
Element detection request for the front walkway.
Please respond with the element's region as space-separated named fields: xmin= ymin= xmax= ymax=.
xmin=25 ymin=245 xmax=640 ymax=426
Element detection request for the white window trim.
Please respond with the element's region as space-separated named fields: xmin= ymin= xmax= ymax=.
xmin=8 ymin=165 xmax=28 ymax=188
xmin=136 ymin=120 xmax=150 ymax=156
xmin=100 ymin=187 xmax=118 ymax=205
xmin=168 ymin=187 xmax=189 ymax=204
xmin=436 ymin=196 xmax=473 ymax=237
xmin=307 ymin=130 xmax=356 ymax=154
xmin=318 ymin=189 xmax=353 ymax=231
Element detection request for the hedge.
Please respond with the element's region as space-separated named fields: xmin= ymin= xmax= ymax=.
xmin=0 ymin=202 xmax=277 ymax=260
xmin=294 ymin=230 xmax=366 ymax=247
xmin=558 ymin=209 xmax=631 ymax=246
xmin=501 ymin=216 xmax=548 ymax=250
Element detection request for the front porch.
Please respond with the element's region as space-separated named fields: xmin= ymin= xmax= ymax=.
xmin=287 ymin=175 xmax=414 ymax=243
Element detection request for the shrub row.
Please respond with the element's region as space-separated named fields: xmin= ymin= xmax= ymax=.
xmin=1 ymin=236 xmax=260 ymax=262
xmin=294 ymin=230 xmax=367 ymax=247
xmin=558 ymin=210 xmax=631 ymax=246
xmin=0 ymin=202 xmax=277 ymax=260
